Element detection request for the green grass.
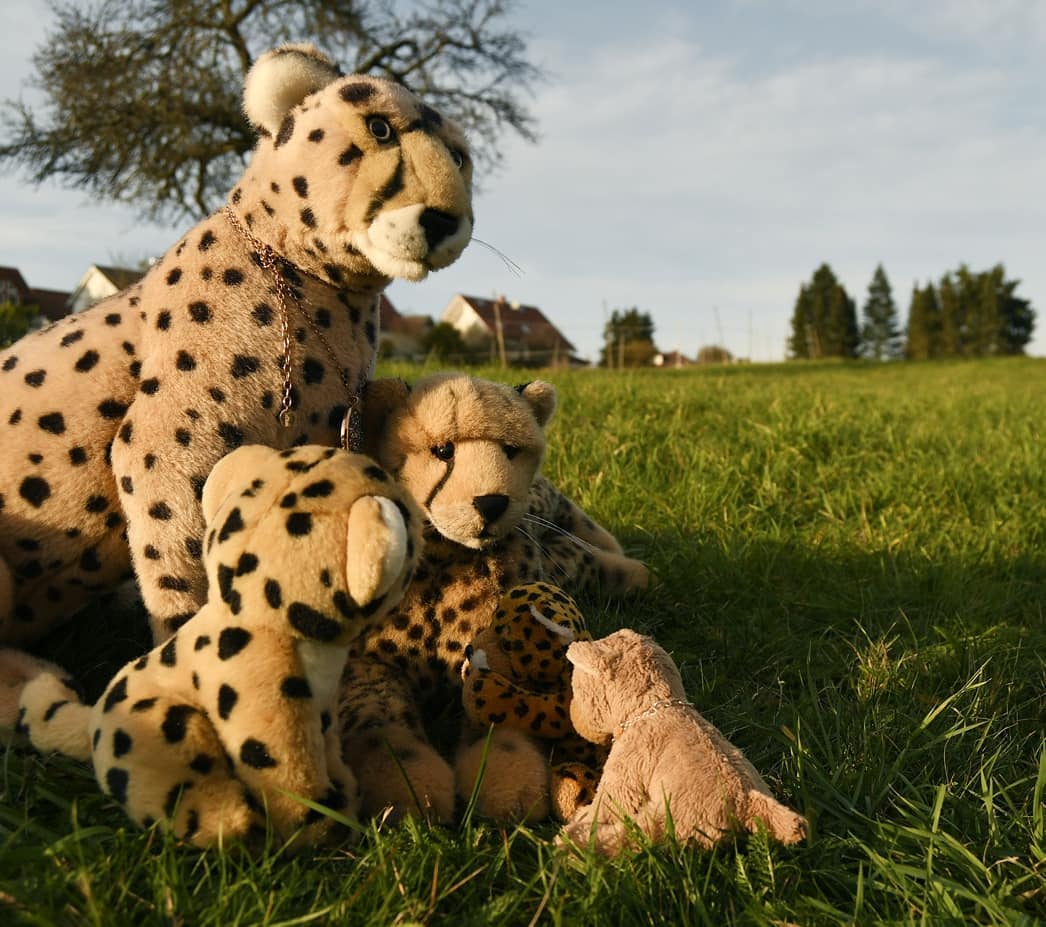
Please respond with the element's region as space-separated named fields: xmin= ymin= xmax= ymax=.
xmin=3 ymin=357 xmax=1045 ymax=925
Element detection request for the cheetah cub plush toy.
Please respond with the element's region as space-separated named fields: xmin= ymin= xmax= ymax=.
xmin=16 ymin=444 xmax=421 ymax=848
xmin=0 ymin=42 xmax=472 ymax=726
xmin=337 ymin=374 xmax=650 ymax=824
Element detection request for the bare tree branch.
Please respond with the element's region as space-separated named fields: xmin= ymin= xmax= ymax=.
xmin=0 ymin=0 xmax=542 ymax=222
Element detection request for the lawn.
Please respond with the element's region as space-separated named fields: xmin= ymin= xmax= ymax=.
xmin=2 ymin=358 xmax=1044 ymax=926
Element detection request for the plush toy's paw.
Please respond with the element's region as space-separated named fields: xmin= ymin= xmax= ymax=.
xmin=345 ymin=495 xmax=411 ymax=606
xmin=597 ymin=551 xmax=652 ymax=593
xmin=746 ymin=791 xmax=808 ymax=845
xmin=350 ymin=732 xmax=456 ymax=824
xmin=550 ymin=761 xmax=600 ymax=822
xmin=0 ymin=651 xmax=78 ymax=742
xmin=455 ymin=728 xmax=551 ymax=822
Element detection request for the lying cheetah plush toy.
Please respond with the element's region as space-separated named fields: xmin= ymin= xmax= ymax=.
xmin=0 ymin=42 xmax=472 ymax=725
xmin=337 ymin=374 xmax=650 ymax=824
xmin=16 ymin=443 xmax=421 ymax=848
xmin=460 ymin=582 xmax=610 ymax=822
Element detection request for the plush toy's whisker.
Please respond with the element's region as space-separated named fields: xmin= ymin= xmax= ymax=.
xmin=521 ymin=514 xmax=599 ymax=554
xmin=471 ymin=237 xmax=524 ymax=277
xmin=514 ymin=525 xmax=571 ymax=579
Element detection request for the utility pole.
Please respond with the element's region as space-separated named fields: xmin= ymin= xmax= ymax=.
xmin=493 ymin=294 xmax=508 ymax=368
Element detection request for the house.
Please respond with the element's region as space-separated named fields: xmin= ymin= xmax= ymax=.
xmin=441 ymin=294 xmax=579 ymax=367
xmin=378 ymin=295 xmax=432 ymax=359
xmin=653 ymin=351 xmax=693 ymax=368
xmin=68 ymin=264 xmax=146 ymax=314
xmin=0 ymin=265 xmax=72 ymax=324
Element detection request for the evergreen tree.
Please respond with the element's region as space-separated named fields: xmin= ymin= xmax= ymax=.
xmin=787 ymin=264 xmax=859 ymax=359
xmin=0 ymin=300 xmax=38 ymax=347
xmin=905 ymin=283 xmax=940 ymax=359
xmin=860 ymin=264 xmax=902 ymax=360
xmin=600 ymin=308 xmax=657 ymax=368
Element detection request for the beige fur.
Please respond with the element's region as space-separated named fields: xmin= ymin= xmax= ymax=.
xmin=14 ymin=444 xmax=422 ymax=849
xmin=0 ymin=44 xmax=472 ymax=728
xmin=560 ymin=629 xmax=807 ymax=855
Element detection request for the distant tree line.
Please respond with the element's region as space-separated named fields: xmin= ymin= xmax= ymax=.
xmin=788 ymin=263 xmax=1035 ymax=360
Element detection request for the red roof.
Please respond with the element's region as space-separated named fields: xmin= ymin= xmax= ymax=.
xmin=459 ymin=295 xmax=575 ymax=352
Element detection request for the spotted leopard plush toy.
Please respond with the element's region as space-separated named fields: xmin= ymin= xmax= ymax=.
xmin=0 ymin=43 xmax=472 ymax=726
xmin=337 ymin=374 xmax=650 ymax=824
xmin=15 ymin=443 xmax=421 ymax=848
xmin=460 ymin=582 xmax=610 ymax=822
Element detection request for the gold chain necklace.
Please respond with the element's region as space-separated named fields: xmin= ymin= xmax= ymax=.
xmin=614 ymin=697 xmax=694 ymax=739
xmin=222 ymin=206 xmax=364 ymax=452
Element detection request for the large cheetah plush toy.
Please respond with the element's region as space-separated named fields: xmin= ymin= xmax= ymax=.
xmin=16 ymin=443 xmax=422 ymax=848
xmin=336 ymin=374 xmax=650 ymax=824
xmin=0 ymin=43 xmax=472 ymax=721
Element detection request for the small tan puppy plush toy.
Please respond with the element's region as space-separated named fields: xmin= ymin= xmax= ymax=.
xmin=559 ymin=629 xmax=807 ymax=855
xmin=15 ymin=444 xmax=421 ymax=848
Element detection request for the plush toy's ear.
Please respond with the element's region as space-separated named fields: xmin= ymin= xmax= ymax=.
xmin=565 ymin=638 xmax=608 ymax=675
xmin=516 ymin=380 xmax=557 ymax=428
xmin=359 ymin=378 xmax=411 ymax=458
xmin=202 ymin=445 xmax=277 ymax=525
xmin=243 ymin=43 xmax=341 ymax=137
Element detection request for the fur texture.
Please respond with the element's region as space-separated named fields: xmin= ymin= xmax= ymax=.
xmin=337 ymin=375 xmax=650 ymax=823
xmin=0 ymin=44 xmax=472 ymax=730
xmin=559 ymin=629 xmax=808 ymax=855
xmin=15 ymin=444 xmax=422 ymax=848
xmin=460 ymin=582 xmax=609 ymax=821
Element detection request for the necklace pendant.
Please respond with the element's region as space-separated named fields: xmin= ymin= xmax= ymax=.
xmin=279 ymin=409 xmax=296 ymax=428
xmin=341 ymin=406 xmax=363 ymax=452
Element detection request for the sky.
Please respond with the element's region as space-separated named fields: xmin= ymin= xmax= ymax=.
xmin=1 ymin=0 xmax=1044 ymax=363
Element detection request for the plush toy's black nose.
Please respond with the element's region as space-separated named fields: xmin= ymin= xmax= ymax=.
xmin=419 ymin=208 xmax=459 ymax=249
xmin=473 ymin=493 xmax=510 ymax=524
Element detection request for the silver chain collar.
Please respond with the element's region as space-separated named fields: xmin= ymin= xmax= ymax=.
xmin=614 ymin=697 xmax=694 ymax=737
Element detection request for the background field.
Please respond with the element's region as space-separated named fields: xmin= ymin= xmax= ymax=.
xmin=2 ymin=358 xmax=1044 ymax=926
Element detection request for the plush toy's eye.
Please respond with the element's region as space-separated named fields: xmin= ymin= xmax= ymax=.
xmin=431 ymin=442 xmax=455 ymax=461
xmin=368 ymin=117 xmax=393 ymax=141
xmin=503 ymin=445 xmax=520 ymax=460
xmin=450 ymin=149 xmax=464 ymax=169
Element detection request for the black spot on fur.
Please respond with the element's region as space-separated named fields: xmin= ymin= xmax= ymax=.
xmin=106 ymin=767 xmax=129 ymax=804
xmin=189 ymin=754 xmax=214 ymax=775
xmin=339 ymin=144 xmax=363 ymax=166
xmin=231 ymin=355 xmax=260 ymax=378
xmin=274 ymin=114 xmax=295 ymax=148
xmin=218 ymin=507 xmax=245 ymax=542
xmin=112 ymin=729 xmax=132 ymax=757
xmin=149 ymin=502 xmax=173 ymax=521
xmin=340 ymin=82 xmax=374 ymax=103
xmin=288 ymin=602 xmax=340 ymax=641
xmin=302 ymin=479 xmax=334 ymax=498
xmin=281 ymin=676 xmax=312 ymax=698
xmin=24 ymin=369 xmax=45 ymax=387
xmin=218 ymin=627 xmax=251 ymax=659
xmin=75 ymin=350 xmax=100 ymax=372
xmin=189 ymin=302 xmax=211 ymax=323
xmin=240 ymin=738 xmax=277 ymax=769
xmin=38 ymin=412 xmax=65 ymax=435
xmin=286 ymin=511 xmax=312 ymax=536
xmin=302 ymin=357 xmax=324 ymax=384
xmin=60 ymin=330 xmax=84 ymax=346
xmin=252 ymin=303 xmax=273 ymax=326
xmin=236 ymin=552 xmax=259 ymax=575
xmin=300 ymin=207 xmax=317 ymax=229
xmin=156 ymin=311 xmax=171 ymax=331
xmin=264 ymin=579 xmax=282 ymax=608
xmin=218 ymin=422 xmax=243 ymax=449
xmin=217 ymin=684 xmax=238 ymax=720
xmin=98 ymin=399 xmax=128 ymax=420
xmin=103 ymin=676 xmax=129 ymax=712
xmin=176 ymin=350 xmax=196 ymax=371
xmin=160 ymin=638 xmax=177 ymax=666
xmin=162 ymin=705 xmax=194 ymax=742
xmin=85 ymin=495 xmax=109 ymax=513
xmin=69 ymin=446 xmax=88 ymax=466
xmin=166 ymin=268 xmax=182 ymax=285
xmin=19 ymin=476 xmax=50 ymax=507
xmin=223 ymin=268 xmax=244 ymax=286
xmin=199 ymin=230 xmax=217 ymax=251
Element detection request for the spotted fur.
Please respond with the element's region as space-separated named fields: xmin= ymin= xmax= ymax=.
xmin=336 ymin=375 xmax=649 ymax=823
xmin=0 ymin=44 xmax=472 ymax=725
xmin=461 ymin=582 xmax=610 ymax=821
xmin=14 ymin=444 xmax=421 ymax=848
